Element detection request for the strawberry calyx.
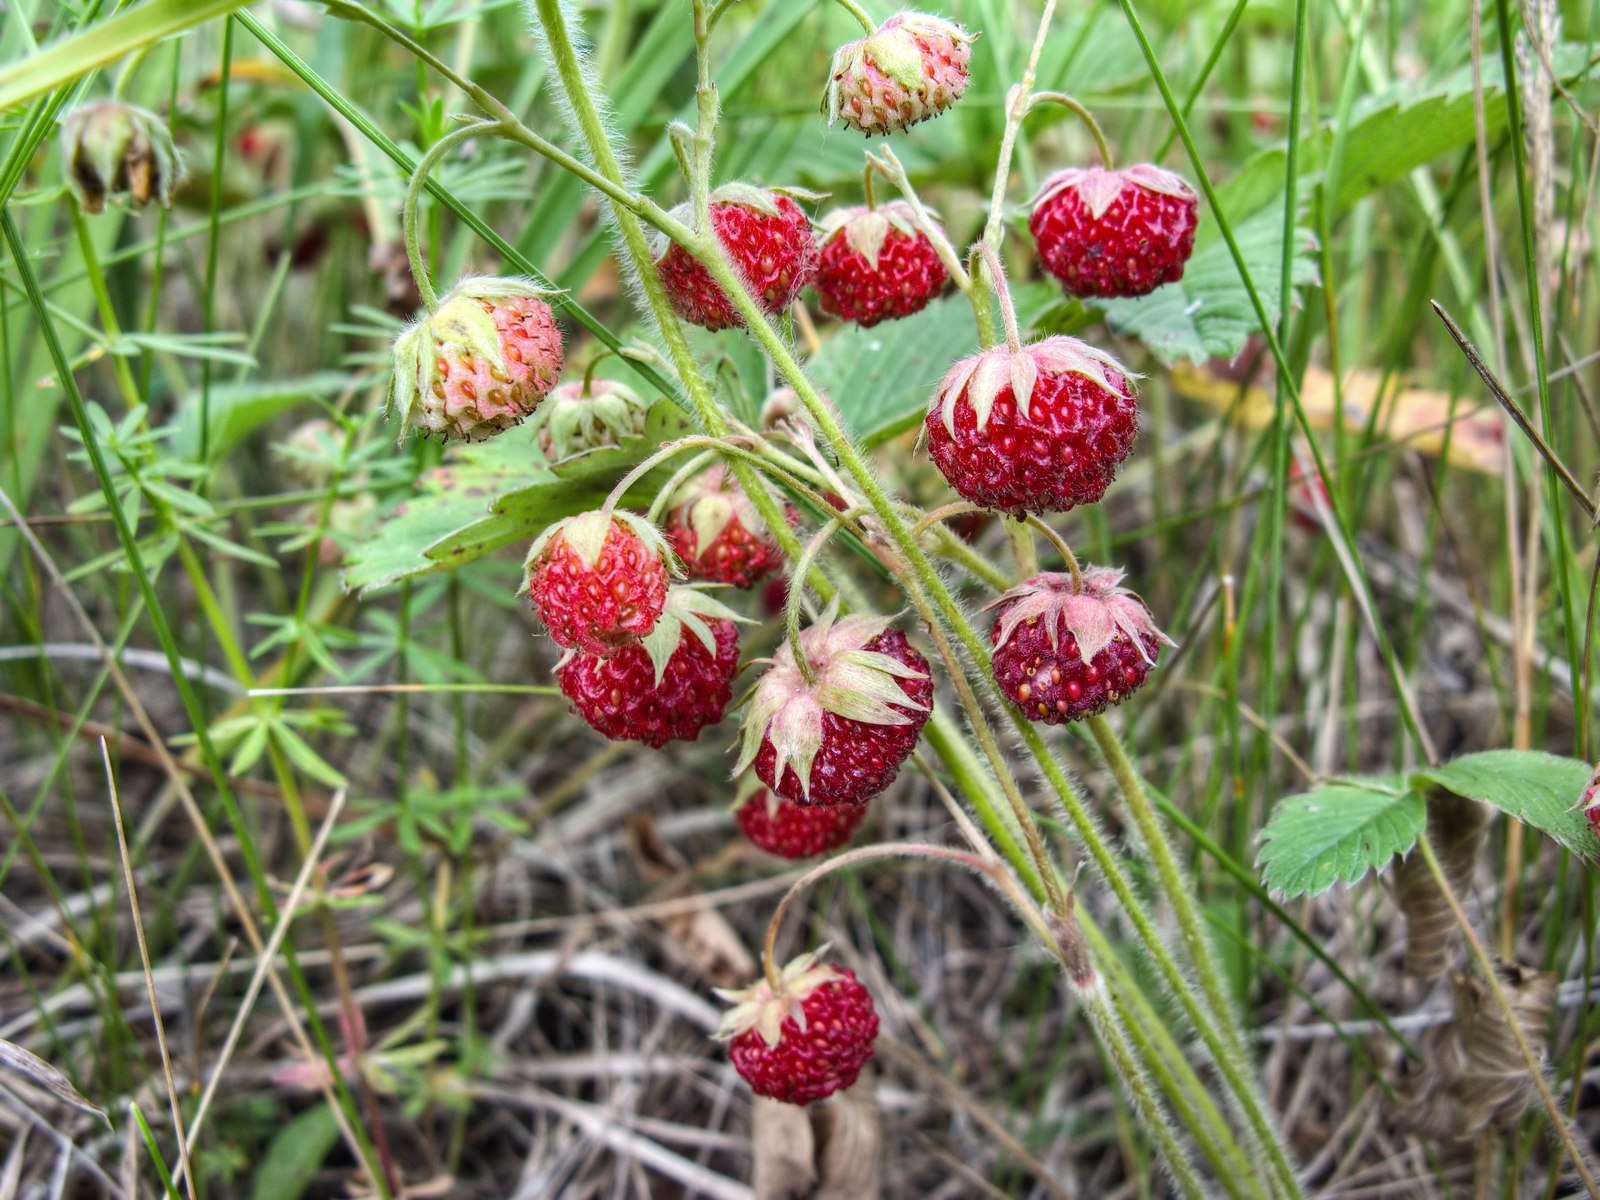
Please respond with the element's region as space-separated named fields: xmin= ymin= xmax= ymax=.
xmin=1031 ymin=163 xmax=1197 ymax=221
xmin=733 ymin=606 xmax=930 ymax=802
xmin=931 ymin=336 xmax=1135 ymax=439
xmin=816 ymin=200 xmax=932 ymax=271
xmin=634 ymin=584 xmax=749 ymax=686
xmin=533 ymin=377 xmax=653 ymax=461
xmin=987 ymin=566 xmax=1175 ymax=664
xmin=714 ymin=948 xmax=842 ymax=1047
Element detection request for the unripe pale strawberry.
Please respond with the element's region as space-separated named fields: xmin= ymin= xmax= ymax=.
xmin=666 ymin=465 xmax=795 ymax=589
xmin=813 ymin=201 xmax=948 ymax=327
xmin=390 ymin=277 xmax=563 ymax=441
xmin=734 ymin=783 xmax=869 ymax=859
xmin=556 ymin=588 xmax=745 ymax=747
xmin=655 ymin=184 xmax=818 ymax=331
xmin=1029 ymin=165 xmax=1199 ymax=299
xmin=825 ymin=13 xmax=973 ymax=135
xmin=523 ymin=510 xmax=675 ymax=656
xmin=60 ymin=102 xmax=184 ymax=214
xmin=924 ymin=337 xmax=1137 ymax=515
xmin=735 ymin=610 xmax=932 ymax=807
xmin=989 ymin=567 xmax=1173 ymax=723
xmin=532 ymin=377 xmax=653 ymax=461
xmin=716 ymin=951 xmax=879 ymax=1105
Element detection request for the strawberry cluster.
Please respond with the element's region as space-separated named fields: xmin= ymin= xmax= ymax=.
xmin=376 ymin=4 xmax=1208 ymax=1120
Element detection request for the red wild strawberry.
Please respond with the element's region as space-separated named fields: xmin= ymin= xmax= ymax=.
xmin=989 ymin=566 xmax=1173 ymax=724
xmin=655 ymin=184 xmax=818 ymax=331
xmin=825 ymin=13 xmax=973 ymax=136
xmin=666 ymin=465 xmax=795 ymax=589
xmin=813 ymin=201 xmax=949 ymax=327
xmin=1029 ymin=164 xmax=1199 ymax=299
xmin=734 ymin=783 xmax=869 ymax=859
xmin=532 ymin=376 xmax=653 ymax=461
xmin=717 ymin=951 xmax=879 ymax=1105
xmin=557 ymin=588 xmax=744 ymax=747
xmin=390 ymin=276 xmax=564 ymax=441
xmin=1581 ymin=765 xmax=1600 ymax=838
xmin=924 ymin=337 xmax=1137 ymax=515
xmin=524 ymin=510 xmax=675 ymax=656
xmin=736 ymin=609 xmax=933 ymax=807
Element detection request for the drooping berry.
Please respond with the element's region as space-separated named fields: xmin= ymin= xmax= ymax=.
xmin=666 ymin=465 xmax=794 ymax=589
xmin=717 ymin=951 xmax=880 ymax=1105
xmin=532 ymin=377 xmax=654 ymax=461
xmin=924 ymin=337 xmax=1137 ymax=515
xmin=813 ymin=201 xmax=948 ymax=327
xmin=524 ymin=511 xmax=674 ymax=656
xmin=557 ymin=588 xmax=744 ymax=747
xmin=390 ymin=277 xmax=563 ymax=441
xmin=988 ymin=567 xmax=1173 ymax=724
xmin=825 ymin=13 xmax=973 ymax=136
xmin=735 ymin=784 xmax=869 ymax=859
xmin=1029 ymin=165 xmax=1199 ymax=299
xmin=1581 ymin=765 xmax=1600 ymax=838
xmin=735 ymin=610 xmax=933 ymax=807
xmin=655 ymin=184 xmax=818 ymax=331
xmin=60 ymin=102 xmax=184 ymax=214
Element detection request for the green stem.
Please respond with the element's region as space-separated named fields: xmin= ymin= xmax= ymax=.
xmin=1021 ymin=717 xmax=1298 ymax=1199
xmin=1078 ymin=971 xmax=1209 ymax=1200
xmin=402 ymin=123 xmax=487 ymax=309
xmin=1028 ymin=91 xmax=1115 ymax=167
xmin=1087 ymin=714 xmax=1246 ymax=1062
xmin=826 ymin=0 xmax=877 ymax=35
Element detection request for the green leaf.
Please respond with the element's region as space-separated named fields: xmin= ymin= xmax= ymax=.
xmin=248 ymin=1104 xmax=341 ymax=1200
xmin=169 ymin=372 xmax=350 ymax=462
xmin=1258 ymin=777 xmax=1422 ymax=898
xmin=1410 ymin=750 xmax=1599 ymax=859
xmin=806 ymin=294 xmax=981 ymax=448
xmin=342 ymin=402 xmax=691 ymax=593
xmin=0 ymin=0 xmax=252 ymax=112
xmin=1093 ymin=204 xmax=1319 ymax=367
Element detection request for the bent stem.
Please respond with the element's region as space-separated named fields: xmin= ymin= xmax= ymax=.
xmin=402 ymin=122 xmax=490 ymax=309
xmin=1028 ymin=91 xmax=1115 ymax=167
xmin=761 ymin=842 xmax=1045 ymax=990
xmin=1416 ymin=834 xmax=1600 ymax=1197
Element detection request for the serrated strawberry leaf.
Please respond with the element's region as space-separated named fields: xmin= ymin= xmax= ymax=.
xmin=1091 ymin=204 xmax=1319 ymax=368
xmin=1409 ymin=750 xmax=1599 ymax=859
xmin=807 ymin=293 xmax=981 ymax=449
xmin=342 ymin=401 xmax=689 ymax=593
xmin=1257 ymin=776 xmax=1421 ymax=898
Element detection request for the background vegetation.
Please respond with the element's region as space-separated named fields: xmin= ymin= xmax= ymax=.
xmin=2 ymin=0 xmax=1599 ymax=1196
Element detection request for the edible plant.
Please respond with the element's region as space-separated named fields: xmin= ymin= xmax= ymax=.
xmin=4 ymin=0 xmax=1599 ymax=1196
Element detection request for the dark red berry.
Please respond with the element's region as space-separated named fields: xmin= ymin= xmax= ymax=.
xmin=666 ymin=465 xmax=794 ymax=589
xmin=989 ymin=567 xmax=1172 ymax=724
xmin=1029 ymin=164 xmax=1199 ymax=299
xmin=735 ymin=787 xmax=869 ymax=858
xmin=558 ymin=617 xmax=739 ymax=748
xmin=739 ymin=618 xmax=933 ymax=808
xmin=656 ymin=185 xmax=818 ymax=331
xmin=925 ymin=339 xmax=1137 ymax=515
xmin=813 ymin=202 xmax=948 ymax=327
xmin=719 ymin=956 xmax=879 ymax=1105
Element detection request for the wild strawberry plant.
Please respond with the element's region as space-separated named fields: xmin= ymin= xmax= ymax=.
xmin=5 ymin=0 xmax=1600 ymax=1196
